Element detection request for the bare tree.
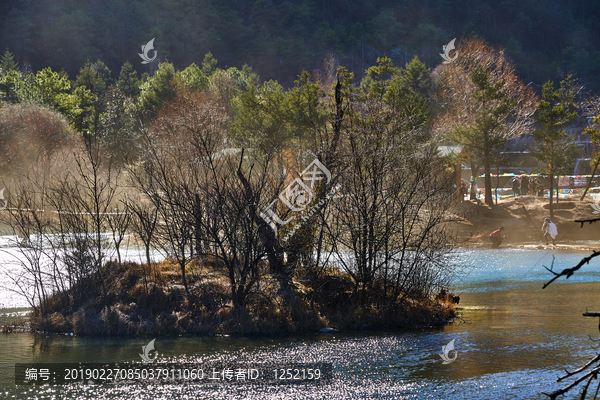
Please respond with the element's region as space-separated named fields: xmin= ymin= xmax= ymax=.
xmin=106 ymin=203 xmax=131 ymax=264
xmin=126 ymin=194 xmax=158 ymax=268
xmin=130 ymin=91 xmax=286 ymax=305
xmin=0 ymin=182 xmax=52 ymax=320
xmin=325 ymin=97 xmax=459 ymax=304
xmin=0 ymin=148 xmax=82 ymax=324
xmin=43 ymin=138 xmax=121 ymax=305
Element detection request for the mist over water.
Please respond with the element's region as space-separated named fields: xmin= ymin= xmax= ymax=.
xmin=1 ymin=249 xmax=600 ymax=399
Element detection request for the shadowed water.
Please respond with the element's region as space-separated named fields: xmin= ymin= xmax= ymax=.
xmin=2 ymin=249 xmax=600 ymax=399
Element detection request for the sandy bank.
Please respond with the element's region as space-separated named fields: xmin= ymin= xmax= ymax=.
xmin=454 ymin=195 xmax=600 ymax=249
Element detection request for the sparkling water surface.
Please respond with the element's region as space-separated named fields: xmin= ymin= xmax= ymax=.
xmin=2 ymin=248 xmax=600 ymax=399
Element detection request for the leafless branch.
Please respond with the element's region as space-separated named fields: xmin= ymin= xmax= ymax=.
xmin=575 ymin=217 xmax=600 ymax=228
xmin=542 ymin=252 xmax=600 ymax=289
xmin=543 ymin=365 xmax=600 ymax=399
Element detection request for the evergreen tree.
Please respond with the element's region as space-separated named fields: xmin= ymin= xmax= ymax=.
xmin=0 ymin=49 xmax=18 ymax=74
xmin=139 ymin=62 xmax=177 ymax=115
xmin=75 ymin=60 xmax=108 ymax=95
xmin=0 ymin=70 xmax=22 ymax=103
xmin=230 ymin=79 xmax=292 ymax=147
xmin=450 ymin=66 xmax=518 ymax=206
xmin=530 ymin=76 xmax=579 ymax=217
xmin=116 ymin=61 xmax=141 ymax=97
xmin=287 ymin=71 xmax=328 ymax=141
xmin=75 ymin=60 xmax=111 ymax=136
xmin=25 ymin=67 xmax=96 ymax=132
xmin=201 ymin=52 xmax=218 ymax=77
xmin=385 ymin=56 xmax=431 ymax=134
xmin=177 ymin=63 xmax=208 ymax=92
xmin=363 ymin=57 xmax=399 ymax=100
xmin=32 ymin=67 xmax=72 ymax=105
xmin=398 ymin=56 xmax=430 ymax=97
xmin=0 ymin=49 xmax=22 ymax=103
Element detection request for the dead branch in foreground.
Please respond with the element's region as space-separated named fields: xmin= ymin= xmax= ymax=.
xmin=575 ymin=217 xmax=600 ymax=227
xmin=542 ymin=252 xmax=600 ymax=289
xmin=542 ymin=217 xmax=600 ymax=399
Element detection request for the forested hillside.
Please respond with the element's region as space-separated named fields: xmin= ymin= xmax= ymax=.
xmin=1 ymin=0 xmax=599 ymax=89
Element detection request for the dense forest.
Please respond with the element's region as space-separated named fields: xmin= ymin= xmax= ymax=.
xmin=1 ymin=0 xmax=600 ymax=89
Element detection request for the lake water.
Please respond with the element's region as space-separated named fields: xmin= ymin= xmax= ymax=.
xmin=2 ymin=249 xmax=600 ymax=399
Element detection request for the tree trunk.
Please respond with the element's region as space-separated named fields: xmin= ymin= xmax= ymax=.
xmin=180 ymin=261 xmax=189 ymax=295
xmin=556 ymin=175 xmax=559 ymax=205
xmin=145 ymin=242 xmax=151 ymax=267
xmin=580 ymin=157 xmax=600 ymax=200
xmin=549 ymin=172 xmax=554 ymax=218
xmin=194 ymin=193 xmax=203 ymax=259
xmin=235 ymin=150 xmax=287 ymax=284
xmin=456 ymin=161 xmax=462 ymax=203
xmin=484 ymin=163 xmax=493 ymax=206
xmin=495 ymin=166 xmax=500 ymax=205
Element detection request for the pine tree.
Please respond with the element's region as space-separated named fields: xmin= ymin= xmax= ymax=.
xmin=530 ymin=76 xmax=579 ymax=217
xmin=75 ymin=60 xmax=111 ymax=136
xmin=0 ymin=49 xmax=18 ymax=75
xmin=398 ymin=55 xmax=430 ymax=97
xmin=434 ymin=38 xmax=537 ymax=205
xmin=385 ymin=56 xmax=431 ymax=133
xmin=201 ymin=52 xmax=218 ymax=77
xmin=75 ymin=59 xmax=108 ymax=95
xmin=139 ymin=62 xmax=177 ymax=115
xmin=177 ymin=63 xmax=208 ymax=92
xmin=450 ymin=66 xmax=518 ymax=206
xmin=0 ymin=49 xmax=21 ymax=102
xmin=116 ymin=61 xmax=141 ymax=97
xmin=363 ymin=57 xmax=399 ymax=100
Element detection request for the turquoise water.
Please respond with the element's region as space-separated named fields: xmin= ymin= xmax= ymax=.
xmin=2 ymin=249 xmax=600 ymax=399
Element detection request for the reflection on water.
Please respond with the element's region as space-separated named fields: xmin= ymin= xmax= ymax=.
xmin=2 ymin=249 xmax=600 ymax=399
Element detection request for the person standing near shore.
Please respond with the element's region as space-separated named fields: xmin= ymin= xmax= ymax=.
xmin=542 ymin=217 xmax=557 ymax=246
xmin=512 ymin=177 xmax=521 ymax=197
xmin=530 ymin=178 xmax=538 ymax=196
xmin=470 ymin=177 xmax=478 ymax=200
